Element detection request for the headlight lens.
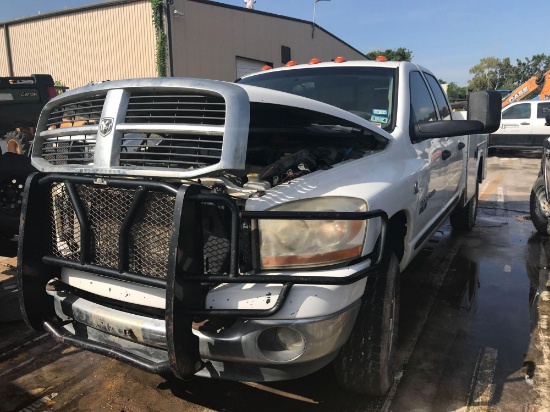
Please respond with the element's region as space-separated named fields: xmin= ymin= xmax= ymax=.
xmin=259 ymin=197 xmax=367 ymax=269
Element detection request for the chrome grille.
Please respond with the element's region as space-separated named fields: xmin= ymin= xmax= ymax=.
xmin=46 ymin=94 xmax=106 ymax=129
xmin=119 ymin=133 xmax=223 ymax=168
xmin=42 ymin=135 xmax=96 ymax=165
xmin=125 ymin=92 xmax=225 ymax=126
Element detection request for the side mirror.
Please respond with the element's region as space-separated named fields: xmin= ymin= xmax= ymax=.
xmin=467 ymin=90 xmax=502 ymax=133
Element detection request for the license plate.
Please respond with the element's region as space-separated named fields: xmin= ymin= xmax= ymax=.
xmin=0 ymin=93 xmax=14 ymax=101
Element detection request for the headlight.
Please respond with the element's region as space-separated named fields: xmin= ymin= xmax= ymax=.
xmin=259 ymin=197 xmax=367 ymax=269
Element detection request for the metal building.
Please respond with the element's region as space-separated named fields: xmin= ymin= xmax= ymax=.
xmin=0 ymin=0 xmax=365 ymax=89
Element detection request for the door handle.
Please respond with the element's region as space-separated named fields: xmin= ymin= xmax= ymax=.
xmin=520 ymin=122 xmax=530 ymax=125
xmin=458 ymin=142 xmax=465 ymax=150
xmin=442 ymin=150 xmax=452 ymax=160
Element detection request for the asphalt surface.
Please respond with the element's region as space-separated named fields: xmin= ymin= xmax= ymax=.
xmin=0 ymin=151 xmax=549 ymax=412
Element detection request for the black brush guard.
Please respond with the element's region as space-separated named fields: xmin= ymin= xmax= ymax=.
xmin=17 ymin=172 xmax=388 ymax=378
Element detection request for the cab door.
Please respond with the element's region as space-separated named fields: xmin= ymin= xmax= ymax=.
xmin=409 ymin=71 xmax=450 ymax=239
xmin=423 ymin=73 xmax=463 ymax=200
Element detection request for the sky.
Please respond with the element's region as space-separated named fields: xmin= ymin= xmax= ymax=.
xmin=0 ymin=0 xmax=546 ymax=86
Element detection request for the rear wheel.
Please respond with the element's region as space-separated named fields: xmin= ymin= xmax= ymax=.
xmin=530 ymin=175 xmax=550 ymax=235
xmin=333 ymin=251 xmax=400 ymax=396
xmin=450 ymin=180 xmax=479 ymax=231
xmin=5 ymin=131 xmax=32 ymax=156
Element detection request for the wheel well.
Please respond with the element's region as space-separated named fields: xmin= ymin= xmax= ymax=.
xmin=387 ymin=211 xmax=407 ymax=263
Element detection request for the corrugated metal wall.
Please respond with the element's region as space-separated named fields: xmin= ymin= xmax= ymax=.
xmin=0 ymin=26 xmax=8 ymax=75
xmin=2 ymin=1 xmax=156 ymax=89
xmin=170 ymin=0 xmax=366 ymax=82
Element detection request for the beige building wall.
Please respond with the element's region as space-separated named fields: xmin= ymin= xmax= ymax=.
xmin=2 ymin=1 xmax=156 ymax=89
xmin=0 ymin=26 xmax=8 ymax=75
xmin=170 ymin=0 xmax=365 ymax=81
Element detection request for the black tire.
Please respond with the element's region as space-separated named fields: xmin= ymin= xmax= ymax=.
xmin=530 ymin=175 xmax=550 ymax=235
xmin=333 ymin=251 xmax=400 ymax=396
xmin=450 ymin=180 xmax=479 ymax=231
xmin=5 ymin=130 xmax=32 ymax=155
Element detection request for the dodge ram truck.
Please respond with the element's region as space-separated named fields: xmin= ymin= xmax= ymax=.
xmin=17 ymin=59 xmax=501 ymax=396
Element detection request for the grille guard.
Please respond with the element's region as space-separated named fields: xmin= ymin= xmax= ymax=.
xmin=19 ymin=172 xmax=389 ymax=319
xmin=18 ymin=172 xmax=388 ymax=378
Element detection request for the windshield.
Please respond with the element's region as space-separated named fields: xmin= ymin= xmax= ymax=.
xmin=238 ymin=66 xmax=397 ymax=131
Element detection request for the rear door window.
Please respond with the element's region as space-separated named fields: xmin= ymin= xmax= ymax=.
xmin=424 ymin=73 xmax=451 ymax=120
xmin=502 ymin=103 xmax=531 ymax=120
xmin=537 ymin=102 xmax=550 ymax=118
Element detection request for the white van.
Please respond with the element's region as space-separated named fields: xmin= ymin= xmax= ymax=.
xmin=489 ymin=100 xmax=550 ymax=149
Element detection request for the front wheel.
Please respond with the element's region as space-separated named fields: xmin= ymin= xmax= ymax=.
xmin=333 ymin=251 xmax=400 ymax=396
xmin=530 ymin=175 xmax=550 ymax=235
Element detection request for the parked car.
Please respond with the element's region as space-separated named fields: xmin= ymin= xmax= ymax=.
xmin=489 ymin=100 xmax=550 ymax=149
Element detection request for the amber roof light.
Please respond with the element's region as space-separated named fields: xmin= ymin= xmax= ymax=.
xmin=309 ymin=58 xmax=321 ymax=65
xmin=334 ymin=56 xmax=347 ymax=63
xmin=285 ymin=61 xmax=298 ymax=67
xmin=260 ymin=65 xmax=273 ymax=71
xmin=375 ymin=56 xmax=387 ymax=62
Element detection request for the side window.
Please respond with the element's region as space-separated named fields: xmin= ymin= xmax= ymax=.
xmin=424 ymin=73 xmax=451 ymax=120
xmin=410 ymin=71 xmax=437 ymax=124
xmin=502 ymin=103 xmax=531 ymax=120
xmin=537 ymin=103 xmax=550 ymax=118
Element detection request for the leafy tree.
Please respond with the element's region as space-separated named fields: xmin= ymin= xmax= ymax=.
xmin=516 ymin=54 xmax=550 ymax=83
xmin=366 ymin=47 xmax=413 ymax=62
xmin=468 ymin=57 xmax=502 ymax=91
xmin=444 ymin=82 xmax=468 ymax=100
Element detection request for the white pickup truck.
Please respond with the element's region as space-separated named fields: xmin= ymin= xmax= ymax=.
xmin=17 ymin=59 xmax=501 ymax=396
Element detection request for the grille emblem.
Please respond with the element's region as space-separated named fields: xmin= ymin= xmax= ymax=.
xmin=99 ymin=118 xmax=114 ymax=136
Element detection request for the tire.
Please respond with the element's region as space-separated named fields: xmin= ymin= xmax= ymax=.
xmin=333 ymin=251 xmax=400 ymax=396
xmin=5 ymin=131 xmax=32 ymax=156
xmin=450 ymin=180 xmax=479 ymax=231
xmin=530 ymin=175 xmax=550 ymax=235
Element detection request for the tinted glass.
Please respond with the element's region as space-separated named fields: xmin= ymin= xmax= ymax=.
xmin=238 ymin=67 xmax=397 ymax=130
xmin=502 ymin=103 xmax=531 ymax=120
xmin=537 ymin=102 xmax=550 ymax=119
xmin=424 ymin=73 xmax=451 ymax=120
xmin=409 ymin=71 xmax=437 ymax=123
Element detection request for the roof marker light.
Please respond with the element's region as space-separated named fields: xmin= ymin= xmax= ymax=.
xmin=285 ymin=60 xmax=298 ymax=67
xmin=375 ymin=55 xmax=387 ymax=62
xmin=309 ymin=58 xmax=321 ymax=65
xmin=334 ymin=56 xmax=347 ymax=63
xmin=260 ymin=65 xmax=273 ymax=71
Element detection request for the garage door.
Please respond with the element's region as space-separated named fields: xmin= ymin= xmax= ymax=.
xmin=236 ymin=57 xmax=271 ymax=79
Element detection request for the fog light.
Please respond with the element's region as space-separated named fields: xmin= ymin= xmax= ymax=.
xmin=257 ymin=327 xmax=305 ymax=362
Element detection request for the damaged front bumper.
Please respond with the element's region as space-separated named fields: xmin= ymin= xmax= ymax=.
xmin=18 ymin=173 xmax=387 ymax=381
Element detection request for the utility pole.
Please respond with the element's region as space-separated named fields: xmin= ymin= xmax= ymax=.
xmin=312 ymin=0 xmax=331 ymax=38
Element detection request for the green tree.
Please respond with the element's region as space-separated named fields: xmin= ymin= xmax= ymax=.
xmin=468 ymin=57 xmax=502 ymax=91
xmin=516 ymin=54 xmax=550 ymax=83
xmin=366 ymin=47 xmax=413 ymax=62
xmin=444 ymin=82 xmax=468 ymax=100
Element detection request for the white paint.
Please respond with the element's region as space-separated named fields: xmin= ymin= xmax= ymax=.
xmin=61 ymin=268 xmax=166 ymax=309
xmin=503 ymin=265 xmax=512 ymax=273
xmin=466 ymin=347 xmax=498 ymax=412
